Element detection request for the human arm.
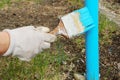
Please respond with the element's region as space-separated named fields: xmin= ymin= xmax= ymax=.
xmin=0 ymin=26 xmax=56 ymax=61
xmin=0 ymin=32 xmax=10 ymax=55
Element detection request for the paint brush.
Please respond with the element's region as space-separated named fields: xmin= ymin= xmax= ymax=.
xmin=50 ymin=7 xmax=94 ymax=38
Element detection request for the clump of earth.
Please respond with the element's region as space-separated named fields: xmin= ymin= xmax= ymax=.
xmin=0 ymin=0 xmax=119 ymax=80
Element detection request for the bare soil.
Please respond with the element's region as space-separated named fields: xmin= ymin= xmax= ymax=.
xmin=101 ymin=0 xmax=120 ymax=14
xmin=0 ymin=0 xmax=119 ymax=80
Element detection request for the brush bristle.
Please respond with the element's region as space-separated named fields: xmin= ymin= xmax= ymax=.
xmin=61 ymin=7 xmax=94 ymax=38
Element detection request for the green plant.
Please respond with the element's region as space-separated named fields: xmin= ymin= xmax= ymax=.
xmin=0 ymin=0 xmax=10 ymax=8
xmin=99 ymin=14 xmax=117 ymax=45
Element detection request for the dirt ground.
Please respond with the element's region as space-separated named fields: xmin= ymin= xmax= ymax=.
xmin=0 ymin=0 xmax=82 ymax=30
xmin=0 ymin=0 xmax=119 ymax=80
xmin=102 ymin=0 xmax=120 ymax=14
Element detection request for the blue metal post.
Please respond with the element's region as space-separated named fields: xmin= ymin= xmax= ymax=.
xmin=85 ymin=0 xmax=99 ymax=80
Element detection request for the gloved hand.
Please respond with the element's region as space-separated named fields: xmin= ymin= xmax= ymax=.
xmin=3 ymin=26 xmax=56 ymax=61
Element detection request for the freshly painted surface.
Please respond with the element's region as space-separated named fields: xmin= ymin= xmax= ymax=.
xmin=85 ymin=0 xmax=99 ymax=80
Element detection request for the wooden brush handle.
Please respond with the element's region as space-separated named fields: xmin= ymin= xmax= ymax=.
xmin=50 ymin=20 xmax=63 ymax=35
xmin=50 ymin=26 xmax=59 ymax=35
xmin=50 ymin=20 xmax=69 ymax=38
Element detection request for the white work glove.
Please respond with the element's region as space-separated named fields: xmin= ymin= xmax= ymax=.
xmin=3 ymin=26 xmax=56 ymax=61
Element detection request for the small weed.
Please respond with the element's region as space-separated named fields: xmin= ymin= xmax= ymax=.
xmin=99 ymin=14 xmax=117 ymax=44
xmin=99 ymin=14 xmax=117 ymax=33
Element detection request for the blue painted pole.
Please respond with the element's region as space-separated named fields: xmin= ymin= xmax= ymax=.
xmin=85 ymin=0 xmax=99 ymax=80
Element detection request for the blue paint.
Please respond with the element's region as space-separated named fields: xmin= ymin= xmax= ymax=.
xmin=73 ymin=7 xmax=95 ymax=36
xmin=74 ymin=7 xmax=94 ymax=27
xmin=85 ymin=0 xmax=99 ymax=80
xmin=80 ymin=24 xmax=95 ymax=34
